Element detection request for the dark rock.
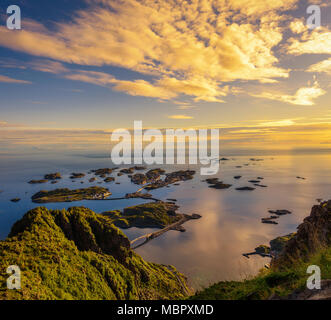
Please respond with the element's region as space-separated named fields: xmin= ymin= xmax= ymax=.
xmin=133 ymin=166 xmax=146 ymax=171
xmin=270 ymin=233 xmax=296 ymax=255
xmin=92 ymin=168 xmax=113 ymax=176
xmin=44 ymin=173 xmax=61 ymax=180
xmin=261 ymin=220 xmax=278 ymax=225
xmin=165 ymin=170 xmax=195 ymax=184
xmin=254 ymin=184 xmax=268 ymax=188
xmin=236 ymin=186 xmax=255 ymax=191
xmin=104 ymin=177 xmax=115 ymax=183
xmin=146 ymin=168 xmax=166 ymax=180
xmin=120 ymin=168 xmax=135 ymax=174
xmin=296 ymin=176 xmax=306 ymax=180
xmin=243 ymin=245 xmax=272 ymax=259
xmin=268 ymin=209 xmax=292 ymax=216
xmin=131 ymin=173 xmax=148 ymax=185
xmin=234 ymin=176 xmax=242 ymax=180
xmin=70 ymin=173 xmax=85 ymax=179
xmin=28 ymin=179 xmax=48 ymax=184
xmin=206 ymin=178 xmax=219 ymax=184
xmin=255 ymin=245 xmax=271 ymax=255
xmin=209 ymin=182 xmax=232 ymax=189
xmin=10 ymin=198 xmax=21 ymax=203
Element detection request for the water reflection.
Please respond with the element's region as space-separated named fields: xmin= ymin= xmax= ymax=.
xmin=0 ymin=153 xmax=330 ymax=289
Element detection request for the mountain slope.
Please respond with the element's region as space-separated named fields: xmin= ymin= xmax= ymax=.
xmin=0 ymin=206 xmax=190 ymax=300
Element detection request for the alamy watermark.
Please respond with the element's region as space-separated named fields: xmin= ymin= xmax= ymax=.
xmin=6 ymin=265 xmax=21 ymax=290
xmin=307 ymin=5 xmax=321 ymax=30
xmin=307 ymin=265 xmax=321 ymax=290
xmin=3 ymin=4 xmax=323 ymax=31
xmin=110 ymin=121 xmax=220 ymax=175
xmin=5 ymin=5 xmax=21 ymax=30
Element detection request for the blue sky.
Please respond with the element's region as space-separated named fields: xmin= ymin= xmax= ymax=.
xmin=0 ymin=0 xmax=330 ymax=152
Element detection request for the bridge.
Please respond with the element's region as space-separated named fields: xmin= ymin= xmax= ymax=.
xmin=130 ymin=214 xmax=199 ymax=249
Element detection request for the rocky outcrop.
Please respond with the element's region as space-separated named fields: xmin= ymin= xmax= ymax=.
xmin=209 ymin=182 xmax=232 ymax=189
xmin=165 ymin=170 xmax=195 ymax=184
xmin=44 ymin=173 xmax=61 ymax=180
xmin=28 ymin=179 xmax=48 ymax=184
xmin=131 ymin=173 xmax=148 ymax=185
xmin=270 ymin=280 xmax=331 ymax=300
xmin=92 ymin=168 xmax=113 ymax=176
xmin=70 ymin=173 xmax=85 ymax=179
xmin=272 ymin=200 xmax=331 ymax=269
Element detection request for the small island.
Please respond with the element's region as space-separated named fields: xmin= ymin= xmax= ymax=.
xmin=31 ymin=186 xmax=111 ymax=203
xmin=103 ymin=201 xmax=182 ymax=229
xmin=70 ymin=173 xmax=85 ymax=179
xmin=44 ymin=173 xmax=62 ymax=180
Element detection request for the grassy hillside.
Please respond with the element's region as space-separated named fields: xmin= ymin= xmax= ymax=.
xmin=0 ymin=206 xmax=190 ymax=300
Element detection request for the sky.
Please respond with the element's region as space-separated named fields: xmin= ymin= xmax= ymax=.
xmin=0 ymin=0 xmax=330 ymax=153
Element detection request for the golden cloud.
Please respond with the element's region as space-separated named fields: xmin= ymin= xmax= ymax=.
xmin=168 ymin=115 xmax=194 ymax=120
xmin=0 ymin=0 xmax=299 ymax=102
xmin=0 ymin=74 xmax=31 ymax=84
xmin=287 ymin=27 xmax=331 ymax=55
xmin=308 ymin=58 xmax=331 ymax=75
xmin=250 ymin=81 xmax=326 ymax=106
xmin=28 ymin=60 xmax=69 ymax=74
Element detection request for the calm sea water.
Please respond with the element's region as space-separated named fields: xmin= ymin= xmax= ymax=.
xmin=0 ymin=152 xmax=330 ymax=289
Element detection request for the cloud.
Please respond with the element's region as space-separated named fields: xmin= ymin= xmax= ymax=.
xmin=250 ymin=81 xmax=326 ymax=106
xmin=0 ymin=74 xmax=31 ymax=84
xmin=289 ymin=20 xmax=307 ymax=34
xmin=173 ymin=101 xmax=198 ymax=110
xmin=28 ymin=60 xmax=69 ymax=74
xmin=64 ymin=70 xmax=228 ymax=100
xmin=308 ymin=58 xmax=331 ymax=75
xmin=168 ymin=115 xmax=194 ymax=120
xmin=258 ymin=119 xmax=295 ymax=127
xmin=287 ymin=27 xmax=331 ymax=55
xmin=0 ymin=120 xmax=26 ymax=127
xmin=0 ymin=0 xmax=297 ymax=102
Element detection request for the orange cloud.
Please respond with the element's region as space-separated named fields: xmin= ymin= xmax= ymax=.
xmin=168 ymin=115 xmax=194 ymax=120
xmin=0 ymin=0 xmax=298 ymax=102
xmin=287 ymin=27 xmax=331 ymax=55
xmin=308 ymin=58 xmax=331 ymax=75
xmin=250 ymin=81 xmax=326 ymax=106
xmin=0 ymin=74 xmax=31 ymax=84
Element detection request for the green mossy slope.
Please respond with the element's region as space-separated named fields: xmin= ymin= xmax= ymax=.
xmin=0 ymin=206 xmax=190 ymax=300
